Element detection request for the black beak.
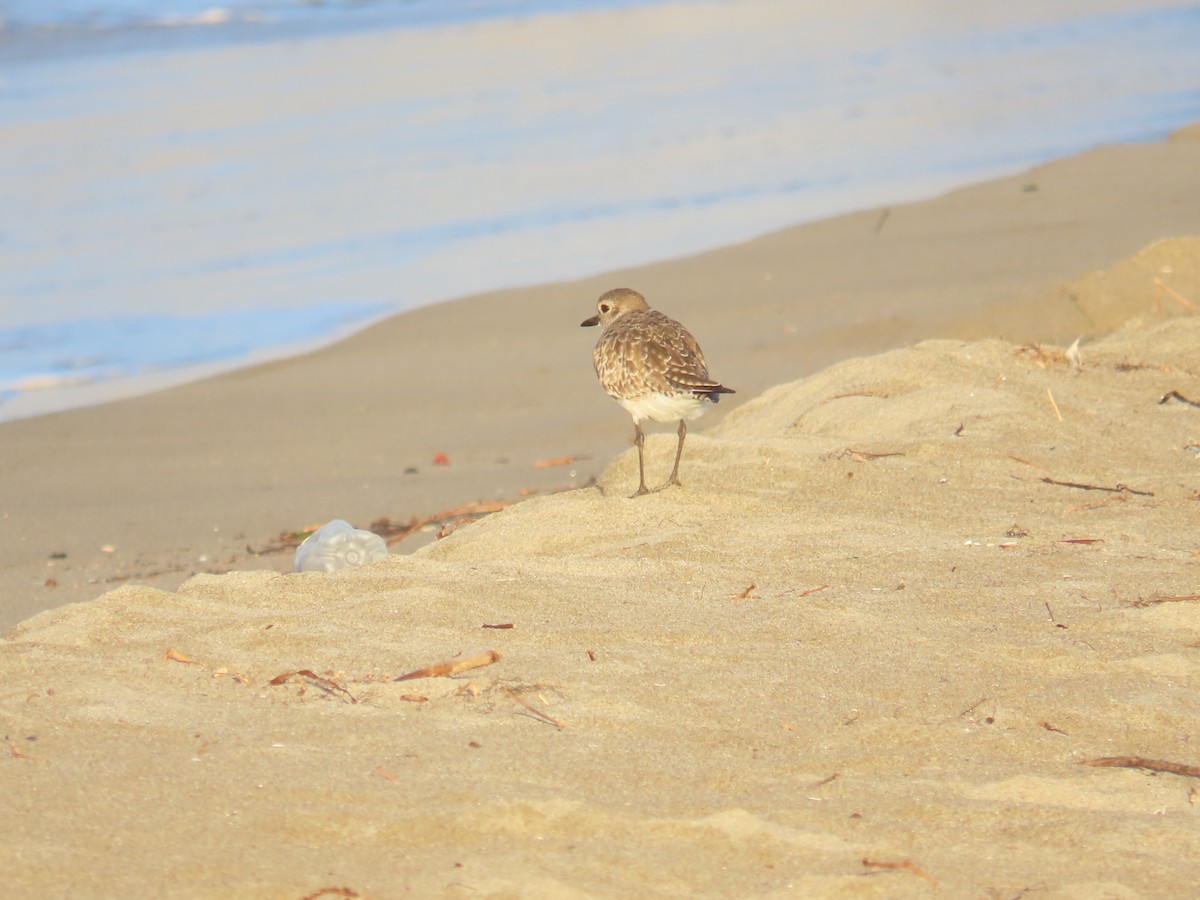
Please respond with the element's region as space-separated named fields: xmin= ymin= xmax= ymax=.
xmin=580 ymin=315 xmax=600 ymax=327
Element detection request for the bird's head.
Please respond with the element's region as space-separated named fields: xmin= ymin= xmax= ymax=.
xmin=580 ymin=287 xmax=650 ymax=329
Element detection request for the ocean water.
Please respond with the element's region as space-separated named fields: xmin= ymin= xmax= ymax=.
xmin=0 ymin=0 xmax=666 ymax=61
xmin=1 ymin=0 xmax=1198 ymax=420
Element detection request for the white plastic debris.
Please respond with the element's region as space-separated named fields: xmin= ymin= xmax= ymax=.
xmin=293 ymin=519 xmax=388 ymax=573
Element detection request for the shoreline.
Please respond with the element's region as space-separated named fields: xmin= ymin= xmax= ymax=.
xmin=0 ymin=160 xmax=1025 ymax=426
xmin=1 ymin=124 xmax=1198 ymax=633
xmin=6 ymin=0 xmax=1199 ymax=426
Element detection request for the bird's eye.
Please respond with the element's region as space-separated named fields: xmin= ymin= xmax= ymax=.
xmin=600 ymin=304 xmax=610 ymax=313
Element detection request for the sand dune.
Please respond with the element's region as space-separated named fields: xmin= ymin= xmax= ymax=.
xmin=3 ymin=283 xmax=1197 ymax=894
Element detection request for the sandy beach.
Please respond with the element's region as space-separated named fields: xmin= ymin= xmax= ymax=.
xmin=2 ymin=87 xmax=1200 ymax=900
xmin=3 ymin=123 xmax=1199 ymax=631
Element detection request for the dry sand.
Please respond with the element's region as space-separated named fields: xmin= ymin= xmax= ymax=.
xmin=2 ymin=307 xmax=1198 ymax=897
xmin=1 ymin=125 xmax=1199 ymax=896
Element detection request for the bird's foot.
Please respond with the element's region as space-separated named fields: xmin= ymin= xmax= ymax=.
xmin=649 ymin=475 xmax=682 ymax=493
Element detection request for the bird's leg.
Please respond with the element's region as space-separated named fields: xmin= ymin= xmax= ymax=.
xmin=651 ymin=419 xmax=686 ymax=492
xmin=631 ymin=422 xmax=650 ymax=497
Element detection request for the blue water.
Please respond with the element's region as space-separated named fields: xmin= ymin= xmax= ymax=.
xmin=1 ymin=1 xmax=1199 ymax=420
xmin=0 ymin=0 xmax=667 ymax=62
xmin=0 ymin=303 xmax=390 ymax=392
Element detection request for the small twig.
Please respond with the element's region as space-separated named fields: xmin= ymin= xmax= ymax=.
xmin=436 ymin=518 xmax=474 ymax=539
xmin=481 ymin=622 xmax=515 ymax=629
xmin=1040 ymin=476 xmax=1153 ymax=497
xmin=958 ymin=697 xmax=988 ymax=719
xmin=1159 ymin=390 xmax=1200 ymax=409
xmin=1125 ymin=594 xmax=1200 ymax=609
xmin=817 ymin=390 xmax=889 ymax=407
xmin=1153 ymin=277 xmax=1196 ymax=313
xmin=535 ymin=455 xmax=589 ymax=468
xmin=861 ymin=857 xmax=938 ymax=884
xmin=852 ymin=449 xmax=903 ymax=463
xmin=797 ymin=584 xmax=830 ymax=598
xmin=1009 ymin=455 xmax=1049 ymax=472
xmin=1017 ymin=343 xmax=1070 ymax=368
xmin=1046 ymin=388 xmax=1063 ymax=422
xmin=824 ymin=447 xmax=904 ymax=463
xmin=873 ymin=207 xmax=891 ymax=234
xmin=502 ymin=687 xmax=565 ymax=729
xmin=811 ymin=772 xmax=840 ymax=788
xmin=301 ymin=888 xmax=362 ymax=900
xmin=395 ymin=649 xmax=503 ymax=682
xmin=384 ymin=500 xmax=515 ymax=547
xmin=1082 ymin=756 xmax=1200 ymax=778
xmin=1040 ymin=721 xmax=1068 ymax=735
xmin=730 ymin=582 xmax=757 ymax=600
xmin=269 ymin=670 xmax=358 ymax=704
xmin=1044 ymin=602 xmax=1067 ymax=629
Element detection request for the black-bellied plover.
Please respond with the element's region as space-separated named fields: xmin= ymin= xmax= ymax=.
xmin=581 ymin=288 xmax=734 ymax=497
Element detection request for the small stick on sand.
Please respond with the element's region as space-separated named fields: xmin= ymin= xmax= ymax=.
xmin=958 ymin=697 xmax=988 ymax=719
xmin=502 ymin=687 xmax=565 ymax=729
xmin=1040 ymin=476 xmax=1153 ymax=497
xmin=1046 ymin=388 xmax=1063 ymax=422
xmin=269 ymin=670 xmax=358 ymax=704
xmin=846 ymin=448 xmax=904 ymax=462
xmin=1153 ymin=277 xmax=1196 ymax=313
xmin=1082 ymin=756 xmax=1200 ymax=778
xmin=535 ymin=455 xmax=586 ymax=468
xmin=861 ymin=857 xmax=938 ymax=884
xmin=384 ymin=500 xmax=514 ymax=547
xmin=797 ymin=584 xmax=830 ymax=598
xmin=817 ymin=390 xmax=889 ymax=406
xmin=301 ymin=888 xmax=362 ymax=900
xmin=1159 ymin=390 xmax=1200 ymax=408
xmin=1008 ymin=455 xmax=1049 ymax=472
xmin=395 ymin=649 xmax=502 ymax=682
xmin=1125 ymin=594 xmax=1200 ymax=608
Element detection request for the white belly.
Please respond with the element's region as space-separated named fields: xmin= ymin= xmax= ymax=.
xmin=617 ymin=392 xmax=706 ymax=424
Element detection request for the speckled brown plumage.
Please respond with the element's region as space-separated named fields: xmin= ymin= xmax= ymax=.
xmin=581 ymin=288 xmax=733 ymax=497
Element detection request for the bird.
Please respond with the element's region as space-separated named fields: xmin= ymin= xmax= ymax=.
xmin=581 ymin=288 xmax=733 ymax=497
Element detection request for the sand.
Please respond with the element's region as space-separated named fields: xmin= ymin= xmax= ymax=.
xmin=1 ymin=120 xmax=1199 ymax=893
xmin=3 ymin=305 xmax=1198 ymax=897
